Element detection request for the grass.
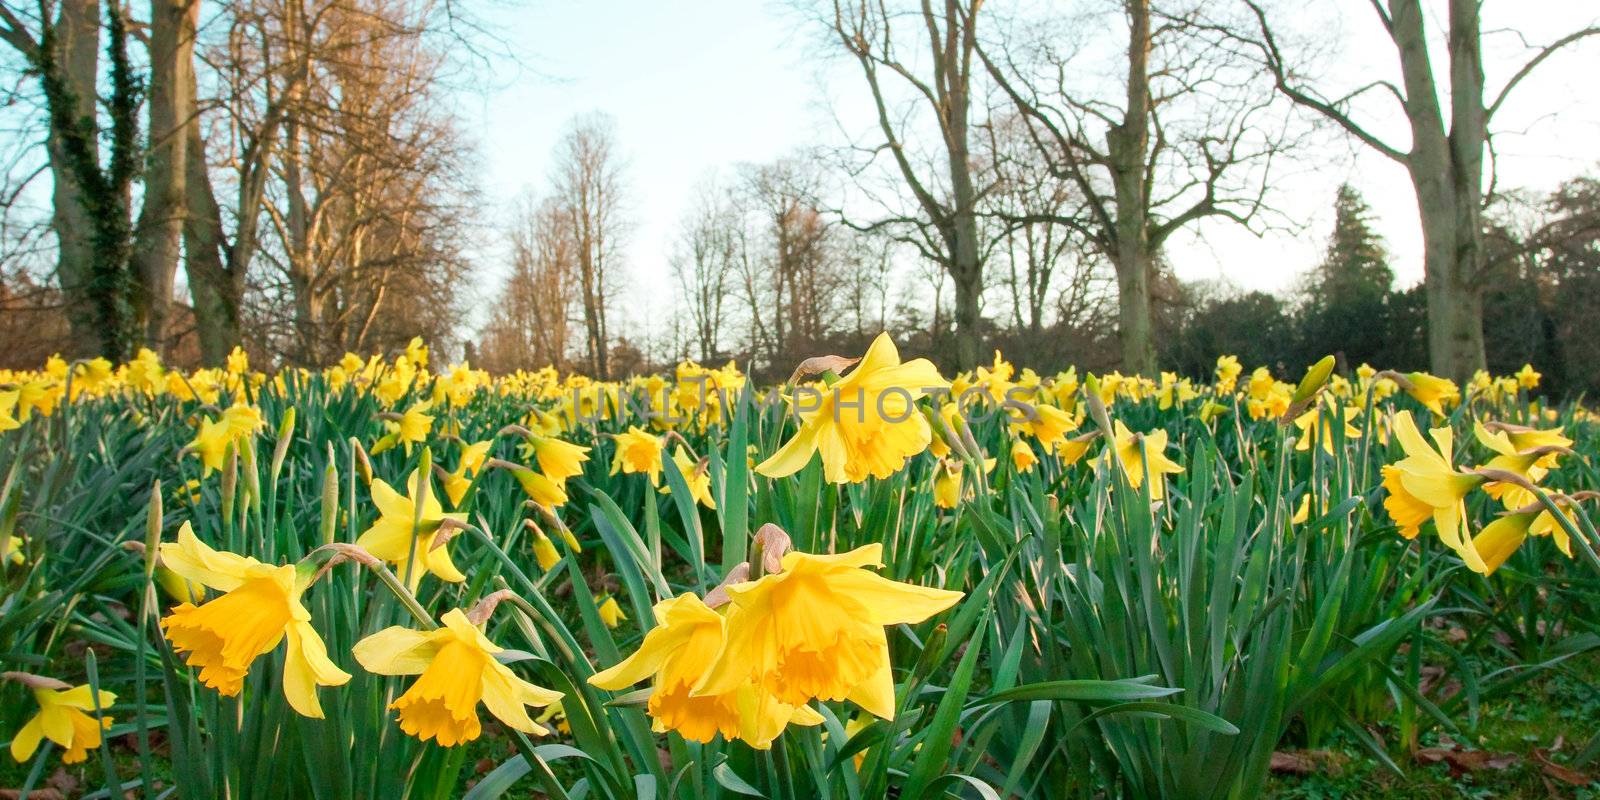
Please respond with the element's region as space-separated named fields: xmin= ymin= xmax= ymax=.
xmin=1268 ymin=650 xmax=1600 ymax=798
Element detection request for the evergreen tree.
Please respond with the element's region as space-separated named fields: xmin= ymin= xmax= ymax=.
xmin=1315 ymin=185 xmax=1394 ymax=303
xmin=1298 ymin=185 xmax=1398 ymax=369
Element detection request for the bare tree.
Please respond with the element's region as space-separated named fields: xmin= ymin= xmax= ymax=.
xmin=744 ymin=157 xmax=836 ymax=359
xmin=551 ymin=112 xmax=626 ymax=378
xmin=482 ymin=192 xmax=574 ymax=371
xmin=835 ymin=227 xmax=895 ymax=336
xmin=1236 ymin=0 xmax=1599 ymax=380
xmin=671 ymin=174 xmax=736 ymax=362
xmin=982 ymin=111 xmax=1095 ymax=337
xmin=229 ymin=0 xmax=477 ymax=363
xmin=183 ymin=0 xmax=308 ymax=364
xmin=815 ymin=0 xmax=990 ymax=369
xmin=977 ymin=0 xmax=1289 ymax=375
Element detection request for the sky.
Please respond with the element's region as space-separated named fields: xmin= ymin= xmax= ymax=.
xmin=464 ymin=1 xmax=1600 ymax=338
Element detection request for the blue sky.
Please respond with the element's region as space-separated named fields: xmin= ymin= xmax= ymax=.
xmin=460 ymin=1 xmax=1600 ymax=338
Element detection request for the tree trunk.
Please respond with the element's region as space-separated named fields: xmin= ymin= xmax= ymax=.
xmin=44 ymin=0 xmax=101 ymax=357
xmin=184 ymin=116 xmax=244 ymax=364
xmin=944 ymin=0 xmax=983 ymax=371
xmin=1110 ymin=0 xmax=1156 ymax=376
xmin=130 ymin=0 xmax=196 ymax=352
xmin=1393 ymin=0 xmax=1487 ymax=381
xmin=1112 ymin=233 xmax=1155 ymax=376
xmin=950 ymin=258 xmax=982 ymax=369
xmin=946 ymin=180 xmax=983 ymax=372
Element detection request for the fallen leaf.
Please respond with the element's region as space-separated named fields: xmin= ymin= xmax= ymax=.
xmin=1270 ymin=750 xmax=1341 ymax=775
xmin=1532 ymin=748 xmax=1592 ymax=786
xmin=1416 ymin=745 xmax=1520 ymax=776
xmin=45 ymin=769 xmax=78 ymax=796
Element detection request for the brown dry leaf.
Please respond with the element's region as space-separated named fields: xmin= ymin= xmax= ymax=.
xmin=44 ymin=769 xmax=78 ymax=797
xmin=1532 ymin=748 xmax=1592 ymax=786
xmin=787 ymin=355 xmax=859 ymax=385
xmin=1416 ymin=746 xmax=1520 ymax=775
xmin=1269 ymin=750 xmax=1339 ymax=775
xmin=1417 ymin=665 xmax=1446 ymax=695
xmin=0 ymin=790 xmax=64 ymax=800
xmin=1269 ymin=751 xmax=1311 ymax=775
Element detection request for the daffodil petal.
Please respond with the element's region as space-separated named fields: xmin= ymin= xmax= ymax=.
xmin=283 ymin=621 xmax=351 ymax=718
xmin=352 ymin=626 xmax=444 ymax=675
xmin=845 ymin=661 xmax=897 ymax=720
xmin=159 ymin=522 xmax=255 ymax=591
xmin=8 ymin=715 xmax=43 ymax=762
xmin=755 ymin=419 xmax=820 ymax=479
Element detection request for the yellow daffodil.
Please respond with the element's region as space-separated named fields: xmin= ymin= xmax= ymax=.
xmin=441 ymin=469 xmax=472 ymax=509
xmin=1478 ymin=421 xmax=1572 ymax=465
xmin=1515 ymin=364 xmax=1541 ymax=390
xmin=441 ymin=440 xmax=493 ymax=507
xmin=1399 ymin=372 xmax=1459 ymax=417
xmin=1009 ymin=401 xmax=1076 ymax=450
xmin=597 ymin=595 xmax=627 ymax=628
xmin=225 ymin=346 xmax=250 ymax=376
xmin=1473 ymin=421 xmax=1563 ymax=510
xmin=458 ymin=439 xmax=493 ymax=476
xmin=1198 ymin=400 xmax=1230 ymax=423
xmin=1214 ymin=356 xmax=1242 ymax=393
xmin=223 ymin=403 xmax=264 ymax=440
xmin=662 ymin=446 xmax=716 ymax=509
xmin=497 ymin=461 xmax=569 ymax=508
xmin=1293 ymin=405 xmax=1362 ymax=455
xmin=933 ymin=460 xmax=961 ymax=509
xmin=1471 ymin=502 xmax=1577 ymax=575
xmin=159 ymin=523 xmax=350 ymax=717
xmin=15 ymin=379 xmax=63 ymax=420
xmin=757 ymin=333 xmax=948 ymax=484
xmin=1107 ymin=421 xmax=1184 ymax=501
xmin=0 ymin=390 xmax=21 ymax=432
xmin=188 ymin=416 xmax=233 ymax=476
xmin=611 ymin=426 xmax=665 ymax=486
xmin=590 ymin=593 xmax=823 ymax=748
xmin=70 ymin=358 xmax=113 ymax=399
xmin=1380 ymin=411 xmax=1489 ymax=572
xmin=354 ymin=608 xmax=563 ymax=746
xmin=1010 ymin=439 xmax=1037 ymax=473
xmin=528 ymin=435 xmax=590 ymax=485
xmin=535 ymin=700 xmax=571 ymax=735
xmin=390 ymin=401 xmax=434 ymax=455
xmin=532 ymin=532 xmax=561 ymax=572
xmin=357 ymin=469 xmax=467 ymax=591
xmin=6 ymin=679 xmax=114 ymax=764
xmin=696 ymin=543 xmax=962 ymax=720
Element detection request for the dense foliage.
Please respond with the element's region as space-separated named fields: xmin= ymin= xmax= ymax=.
xmin=0 ymin=338 xmax=1596 ymax=798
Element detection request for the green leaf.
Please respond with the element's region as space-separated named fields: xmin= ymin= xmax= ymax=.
xmin=974 ymin=677 xmax=1179 ymax=706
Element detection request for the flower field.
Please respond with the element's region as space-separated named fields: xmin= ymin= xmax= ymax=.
xmin=1 ymin=335 xmax=1597 ymax=799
